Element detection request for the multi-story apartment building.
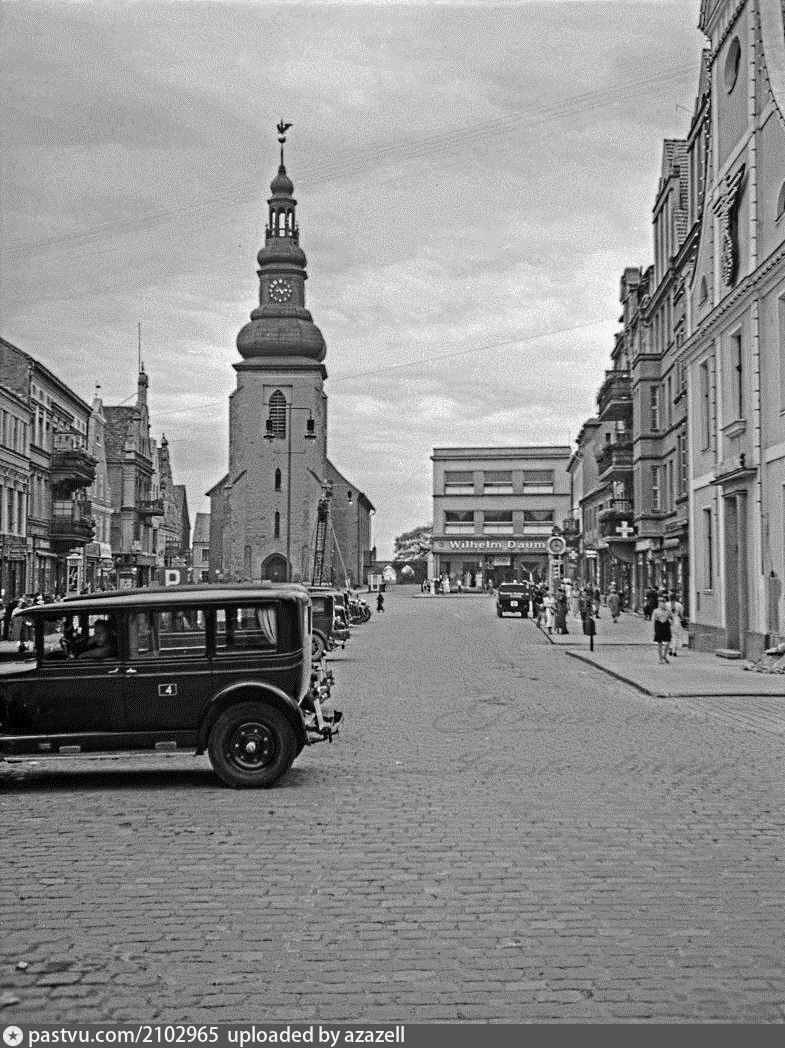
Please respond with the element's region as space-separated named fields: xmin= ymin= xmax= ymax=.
xmin=192 ymin=512 xmax=211 ymax=583
xmin=683 ymin=0 xmax=785 ymax=655
xmin=84 ymin=393 xmax=115 ymax=590
xmin=0 ymin=338 xmax=96 ymax=595
xmin=430 ymin=446 xmax=572 ymax=588
xmin=568 ymin=418 xmax=601 ymax=589
xmin=104 ymin=367 xmax=163 ymax=588
xmin=0 ymin=379 xmax=31 ymax=598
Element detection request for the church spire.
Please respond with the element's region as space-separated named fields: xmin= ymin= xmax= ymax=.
xmin=235 ymin=125 xmax=326 ymax=365
xmin=268 ymin=121 xmax=297 ymax=240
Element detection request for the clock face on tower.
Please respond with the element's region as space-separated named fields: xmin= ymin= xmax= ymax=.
xmin=269 ymin=278 xmax=293 ymax=303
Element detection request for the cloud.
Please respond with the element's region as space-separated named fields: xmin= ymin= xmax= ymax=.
xmin=1 ymin=1 xmax=706 ymax=556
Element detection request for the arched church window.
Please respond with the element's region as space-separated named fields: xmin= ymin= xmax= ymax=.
xmin=777 ymin=182 xmax=785 ymax=220
xmin=268 ymin=390 xmax=287 ymax=438
xmin=274 ymin=511 xmax=281 ymax=539
xmin=278 ymin=211 xmax=286 ymax=235
xmin=275 ymin=468 xmax=282 ymax=491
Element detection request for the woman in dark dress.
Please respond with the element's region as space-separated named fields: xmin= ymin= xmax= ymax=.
xmin=652 ymin=595 xmax=672 ymax=663
xmin=555 ymin=591 xmax=569 ymax=635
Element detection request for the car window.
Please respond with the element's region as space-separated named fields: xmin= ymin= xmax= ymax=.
xmin=41 ymin=612 xmax=120 ymax=662
xmin=311 ymin=597 xmax=327 ymax=616
xmin=129 ymin=608 xmax=206 ymax=660
xmin=216 ymin=605 xmax=278 ymax=653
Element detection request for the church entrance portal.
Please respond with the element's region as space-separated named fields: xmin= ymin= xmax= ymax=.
xmin=262 ymin=554 xmax=289 ymax=582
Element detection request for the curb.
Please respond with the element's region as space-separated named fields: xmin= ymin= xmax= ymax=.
xmin=563 ymin=649 xmax=782 ymax=699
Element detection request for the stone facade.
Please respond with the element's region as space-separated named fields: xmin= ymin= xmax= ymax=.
xmin=683 ymin=0 xmax=785 ymax=655
xmin=104 ymin=369 xmax=162 ymax=588
xmin=209 ymin=138 xmax=374 ymax=586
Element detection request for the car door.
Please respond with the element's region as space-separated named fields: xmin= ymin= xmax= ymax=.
xmin=122 ymin=606 xmax=212 ymax=733
xmin=21 ymin=611 xmax=126 ymax=736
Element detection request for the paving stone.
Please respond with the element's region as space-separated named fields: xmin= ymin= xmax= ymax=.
xmin=2 ymin=594 xmax=785 ymax=1024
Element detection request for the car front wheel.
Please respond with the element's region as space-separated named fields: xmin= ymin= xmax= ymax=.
xmin=311 ymin=633 xmax=326 ymax=661
xmin=208 ymin=703 xmax=297 ymax=788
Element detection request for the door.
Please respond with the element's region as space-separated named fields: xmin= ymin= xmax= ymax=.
xmin=123 ymin=606 xmax=212 ymax=732
xmin=23 ymin=611 xmax=126 ymax=735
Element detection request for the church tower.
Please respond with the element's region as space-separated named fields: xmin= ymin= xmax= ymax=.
xmin=224 ymin=126 xmax=331 ymax=583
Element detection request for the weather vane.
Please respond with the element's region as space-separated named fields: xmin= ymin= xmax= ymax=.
xmin=277 ymin=120 xmax=292 ymax=165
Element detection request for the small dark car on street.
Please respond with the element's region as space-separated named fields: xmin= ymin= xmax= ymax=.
xmin=496 ymin=581 xmax=531 ymax=618
xmin=0 ymin=584 xmax=341 ymax=788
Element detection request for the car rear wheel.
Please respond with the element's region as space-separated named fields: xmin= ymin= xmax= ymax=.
xmin=208 ymin=703 xmax=297 ymax=788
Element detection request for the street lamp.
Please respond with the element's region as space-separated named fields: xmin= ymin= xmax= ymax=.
xmin=265 ymin=404 xmax=317 ymax=581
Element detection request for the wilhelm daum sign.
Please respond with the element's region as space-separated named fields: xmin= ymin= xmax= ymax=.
xmin=431 ymin=538 xmax=548 ymax=553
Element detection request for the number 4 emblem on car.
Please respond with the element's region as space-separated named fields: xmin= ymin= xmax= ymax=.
xmin=158 ymin=683 xmax=178 ymax=697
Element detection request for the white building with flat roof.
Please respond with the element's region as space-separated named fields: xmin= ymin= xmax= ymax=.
xmin=431 ymin=446 xmax=572 ymax=588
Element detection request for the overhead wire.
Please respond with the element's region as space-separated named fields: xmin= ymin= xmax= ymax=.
xmin=11 ymin=61 xmax=698 ymax=260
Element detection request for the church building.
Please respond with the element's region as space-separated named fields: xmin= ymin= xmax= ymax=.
xmin=208 ymin=130 xmax=374 ymax=586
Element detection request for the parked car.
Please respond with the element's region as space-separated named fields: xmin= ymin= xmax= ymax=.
xmin=496 ymin=581 xmax=531 ymax=618
xmin=308 ymin=587 xmax=351 ymax=660
xmin=0 ymin=584 xmax=342 ymax=788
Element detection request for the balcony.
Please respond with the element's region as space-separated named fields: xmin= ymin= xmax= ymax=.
xmin=50 ymin=433 xmax=97 ymax=496
xmin=138 ymin=498 xmax=165 ymax=517
xmin=598 ymin=499 xmax=635 ymax=541
xmin=596 ymin=370 xmax=632 ymax=421
xmin=595 ymin=437 xmax=633 ymax=479
xmin=50 ymin=500 xmax=95 ymax=551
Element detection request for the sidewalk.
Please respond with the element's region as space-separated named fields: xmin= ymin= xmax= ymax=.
xmin=537 ymin=611 xmax=785 ymax=698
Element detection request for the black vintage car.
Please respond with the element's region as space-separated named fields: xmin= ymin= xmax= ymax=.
xmin=0 ymin=584 xmax=341 ymax=788
xmin=496 ymin=581 xmax=531 ymax=618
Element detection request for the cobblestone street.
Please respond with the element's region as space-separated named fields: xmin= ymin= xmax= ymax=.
xmin=2 ymin=590 xmax=784 ymax=1023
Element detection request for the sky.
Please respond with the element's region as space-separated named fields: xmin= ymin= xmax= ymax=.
xmin=0 ymin=0 xmax=707 ymax=558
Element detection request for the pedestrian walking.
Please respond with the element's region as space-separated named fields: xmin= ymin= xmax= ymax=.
xmin=607 ymin=586 xmax=620 ymax=623
xmin=643 ymin=586 xmax=657 ymax=620
xmin=669 ymin=592 xmax=687 ymax=655
xmin=555 ymin=590 xmax=569 ymax=635
xmin=543 ymin=592 xmax=556 ymax=634
xmin=376 ymin=592 xmax=385 ymax=613
xmin=653 ymin=595 xmax=672 ymax=663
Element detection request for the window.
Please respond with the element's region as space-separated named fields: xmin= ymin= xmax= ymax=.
xmin=523 ymin=509 xmax=554 ymax=534
xmin=444 ymin=510 xmax=474 ymax=535
xmin=522 ymin=470 xmax=554 ymax=494
xmin=703 ymin=508 xmax=714 ymax=588
xmin=652 ymin=466 xmax=661 ymax=511
xmin=483 ymin=510 xmax=513 ymax=535
xmin=274 ymin=511 xmax=281 ymax=538
xmin=201 ymin=548 xmax=209 ymax=563
xmin=267 ymin=390 xmax=287 ymax=439
xmin=730 ymin=330 xmax=743 ymax=419
xmin=216 ymin=605 xmax=278 ymax=653
xmin=650 ymin=385 xmax=660 ymax=431
xmin=699 ymin=276 xmax=708 ymax=305
xmin=275 ymin=468 xmax=282 ymax=492
xmin=777 ymin=183 xmax=785 ymax=221
xmin=679 ymin=431 xmax=688 ymax=496
xmin=699 ymin=359 xmax=711 ymax=449
xmin=482 ymin=471 xmax=513 ymax=495
xmin=724 ymin=36 xmax=741 ymax=93
xmin=666 ymin=375 xmax=672 ymax=427
xmin=129 ymin=609 xmax=206 ymax=659
xmin=779 ymin=296 xmax=785 ymax=407
xmin=443 ymin=471 xmax=474 ymax=495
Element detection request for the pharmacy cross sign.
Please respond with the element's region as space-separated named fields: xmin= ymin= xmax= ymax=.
xmin=616 ymin=520 xmax=635 ymax=539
